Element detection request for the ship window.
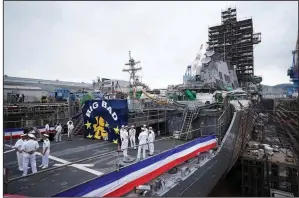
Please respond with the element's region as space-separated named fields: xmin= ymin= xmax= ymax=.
xmin=219 ymin=72 xmax=223 ymax=80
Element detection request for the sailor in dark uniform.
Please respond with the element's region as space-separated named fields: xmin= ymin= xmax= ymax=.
xmin=118 ymin=135 xmax=122 ymax=152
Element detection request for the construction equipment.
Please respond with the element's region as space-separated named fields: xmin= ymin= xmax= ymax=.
xmin=40 ymin=95 xmax=48 ymax=103
xmin=7 ymin=92 xmax=18 ymax=104
xmin=184 ymin=90 xmax=196 ymax=100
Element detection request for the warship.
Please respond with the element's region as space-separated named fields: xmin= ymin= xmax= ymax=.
xmin=4 ymin=45 xmax=258 ymax=197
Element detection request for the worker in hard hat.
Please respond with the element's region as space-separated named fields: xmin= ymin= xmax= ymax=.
xmin=55 ymin=123 xmax=62 ymax=142
xmin=14 ymin=134 xmax=27 ymax=171
xmin=22 ymin=134 xmax=39 ymax=176
xmin=39 ymin=134 xmax=50 ymax=169
xmin=120 ymin=125 xmax=129 ymax=157
xmin=137 ymin=128 xmax=148 ymax=160
xmin=148 ymin=127 xmax=155 ymax=156
xmin=129 ymin=125 xmax=136 ymax=149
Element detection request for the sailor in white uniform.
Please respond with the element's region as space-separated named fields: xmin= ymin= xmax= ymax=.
xmin=118 ymin=125 xmax=125 ymax=152
xmin=120 ymin=125 xmax=125 ymax=140
xmin=148 ymin=127 xmax=155 ymax=156
xmin=55 ymin=124 xmax=62 ymax=142
xmin=22 ymin=134 xmax=39 ymax=176
xmin=14 ymin=134 xmax=27 ymax=171
xmin=143 ymin=125 xmax=149 ymax=151
xmin=129 ymin=125 xmax=136 ymax=149
xmin=67 ymin=121 xmax=74 ymax=141
xmin=45 ymin=123 xmax=50 ymax=135
xmin=120 ymin=126 xmax=129 ymax=157
xmin=39 ymin=134 xmax=50 ymax=169
xmin=66 ymin=119 xmax=72 ymax=127
xmin=137 ymin=128 xmax=148 ymax=160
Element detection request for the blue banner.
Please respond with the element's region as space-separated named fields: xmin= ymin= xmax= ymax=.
xmin=82 ymin=100 xmax=128 ymax=144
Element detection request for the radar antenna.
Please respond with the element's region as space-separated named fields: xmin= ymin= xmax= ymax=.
xmin=122 ymin=51 xmax=142 ymax=87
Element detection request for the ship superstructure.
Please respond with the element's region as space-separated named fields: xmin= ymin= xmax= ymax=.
xmin=166 ymin=44 xmax=240 ymax=105
xmin=208 ymin=7 xmax=262 ymax=88
xmin=184 ymin=46 xmax=239 ymax=90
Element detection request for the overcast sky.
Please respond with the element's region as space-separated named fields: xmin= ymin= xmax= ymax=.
xmin=4 ymin=1 xmax=298 ymax=89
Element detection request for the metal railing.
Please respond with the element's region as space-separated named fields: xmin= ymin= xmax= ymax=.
xmin=4 ymin=110 xmax=180 ymax=130
xmin=4 ymin=118 xmax=73 ymax=130
xmin=4 ymin=103 xmax=80 ymax=116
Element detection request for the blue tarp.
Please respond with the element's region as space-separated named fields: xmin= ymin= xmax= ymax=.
xmin=82 ymin=100 xmax=128 ymax=143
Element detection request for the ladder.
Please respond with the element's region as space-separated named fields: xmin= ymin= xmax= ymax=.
xmin=179 ymin=109 xmax=195 ymax=140
xmin=73 ymin=115 xmax=84 ymax=136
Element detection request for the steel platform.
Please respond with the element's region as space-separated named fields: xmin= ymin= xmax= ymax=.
xmin=4 ymin=135 xmax=186 ymax=197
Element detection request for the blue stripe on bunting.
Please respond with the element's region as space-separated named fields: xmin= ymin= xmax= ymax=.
xmin=53 ymin=135 xmax=216 ymax=197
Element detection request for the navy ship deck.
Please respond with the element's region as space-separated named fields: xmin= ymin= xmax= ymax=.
xmin=4 ymin=135 xmax=186 ymax=197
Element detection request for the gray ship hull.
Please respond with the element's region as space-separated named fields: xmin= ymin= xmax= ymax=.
xmin=164 ymin=108 xmax=254 ymax=197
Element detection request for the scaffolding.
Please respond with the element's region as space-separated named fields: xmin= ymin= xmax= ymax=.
xmin=240 ymin=100 xmax=299 ymax=197
xmin=3 ymin=100 xmax=182 ymax=139
xmin=208 ymin=7 xmax=261 ymax=87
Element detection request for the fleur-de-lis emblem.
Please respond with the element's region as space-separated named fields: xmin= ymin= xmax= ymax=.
xmin=93 ymin=116 xmax=108 ymax=140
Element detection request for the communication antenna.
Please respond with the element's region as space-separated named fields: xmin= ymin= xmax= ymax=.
xmin=122 ymin=51 xmax=142 ymax=87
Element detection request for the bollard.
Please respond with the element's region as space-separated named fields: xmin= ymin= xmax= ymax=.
xmin=4 ymin=168 xmax=9 ymax=194
xmin=10 ymin=132 xmax=13 ymax=146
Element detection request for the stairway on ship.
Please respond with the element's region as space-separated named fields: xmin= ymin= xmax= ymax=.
xmin=179 ymin=109 xmax=195 ymax=140
xmin=73 ymin=114 xmax=84 ymax=136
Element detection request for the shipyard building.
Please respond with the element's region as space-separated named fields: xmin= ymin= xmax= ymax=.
xmin=4 ymin=75 xmax=93 ymax=102
xmin=4 ymin=75 xmax=131 ymax=102
xmin=99 ymin=78 xmax=130 ymax=93
xmin=208 ymin=7 xmax=262 ymax=87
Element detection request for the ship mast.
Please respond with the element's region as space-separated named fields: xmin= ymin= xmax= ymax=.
xmin=122 ymin=51 xmax=142 ymax=87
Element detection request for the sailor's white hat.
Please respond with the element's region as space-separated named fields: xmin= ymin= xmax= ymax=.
xmin=21 ymin=134 xmax=27 ymax=137
xmin=149 ymin=126 xmax=152 ymax=129
xmin=131 ymin=125 xmax=134 ymax=127
xmin=28 ymin=134 xmax=36 ymax=139
xmin=43 ymin=134 xmax=49 ymax=137
xmin=121 ymin=125 xmax=124 ymax=128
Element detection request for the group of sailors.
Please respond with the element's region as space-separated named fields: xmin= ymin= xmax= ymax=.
xmin=43 ymin=120 xmax=74 ymax=143
xmin=14 ymin=132 xmax=50 ymax=177
xmin=14 ymin=120 xmax=75 ymax=177
xmin=13 ymin=122 xmax=156 ymax=176
xmin=119 ymin=125 xmax=156 ymax=160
